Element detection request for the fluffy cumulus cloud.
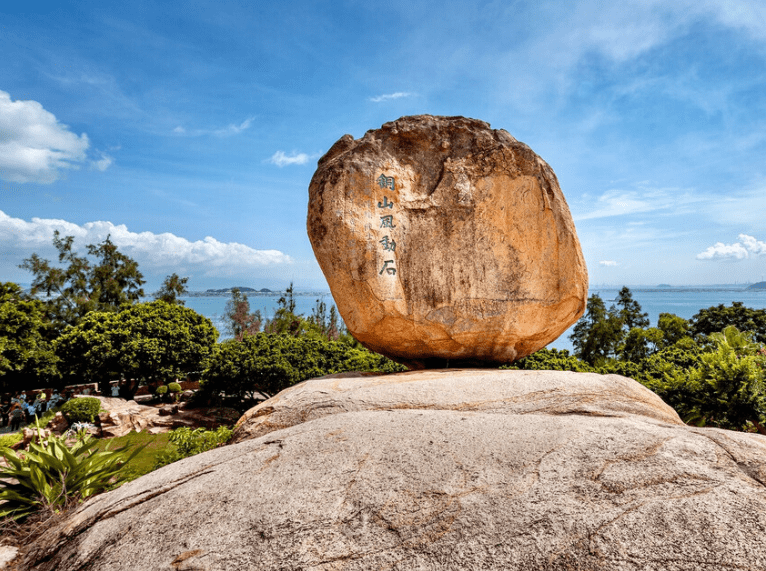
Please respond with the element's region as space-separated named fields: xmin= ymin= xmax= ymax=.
xmin=268 ymin=151 xmax=309 ymax=167
xmin=0 ymin=90 xmax=90 ymax=184
xmin=369 ymin=92 xmax=413 ymax=103
xmin=696 ymin=234 xmax=766 ymax=261
xmin=0 ymin=210 xmax=292 ymax=276
xmin=599 ymin=260 xmax=618 ymax=267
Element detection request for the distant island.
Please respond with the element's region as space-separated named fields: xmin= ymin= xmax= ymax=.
xmin=746 ymin=282 xmax=766 ymax=291
xmin=656 ymin=284 xmax=672 ymax=288
xmin=204 ymin=287 xmax=263 ymax=293
xmin=184 ymin=288 xmax=330 ymax=298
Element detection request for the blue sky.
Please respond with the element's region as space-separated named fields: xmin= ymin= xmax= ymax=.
xmin=2 ymin=0 xmax=766 ymax=292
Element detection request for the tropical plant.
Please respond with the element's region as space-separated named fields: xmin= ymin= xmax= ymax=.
xmin=0 ymin=419 xmax=144 ymax=521
xmin=153 ymin=426 xmax=233 ymax=469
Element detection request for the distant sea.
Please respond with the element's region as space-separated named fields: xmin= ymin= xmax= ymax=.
xmin=548 ymin=287 xmax=766 ymax=353
xmin=183 ymin=287 xmax=766 ymax=352
xmin=182 ymin=292 xmax=336 ymax=340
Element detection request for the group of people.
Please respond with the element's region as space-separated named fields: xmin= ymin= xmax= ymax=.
xmin=1 ymin=390 xmax=67 ymax=432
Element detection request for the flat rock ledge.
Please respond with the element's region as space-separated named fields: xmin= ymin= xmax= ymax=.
xmin=20 ymin=370 xmax=766 ymax=571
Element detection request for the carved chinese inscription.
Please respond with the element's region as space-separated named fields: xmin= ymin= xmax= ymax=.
xmin=376 ymin=173 xmax=398 ymax=277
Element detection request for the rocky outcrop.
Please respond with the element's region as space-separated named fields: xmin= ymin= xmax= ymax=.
xmin=76 ymin=396 xmax=239 ymax=438
xmin=308 ymin=115 xmax=588 ymax=368
xmin=22 ymin=370 xmax=766 ymax=570
xmin=232 ymin=369 xmax=683 ymax=443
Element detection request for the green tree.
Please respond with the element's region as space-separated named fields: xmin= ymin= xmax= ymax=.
xmin=153 ymin=273 xmax=189 ymax=305
xmin=201 ymin=333 xmax=405 ymax=410
xmin=20 ymin=231 xmax=145 ymax=328
xmin=657 ymin=313 xmax=691 ymax=346
xmin=55 ymin=311 xmax=121 ymax=394
xmin=570 ymin=294 xmax=623 ymax=365
xmin=620 ymin=326 xmax=664 ymax=362
xmin=308 ymin=297 xmax=342 ymax=340
xmin=0 ymin=283 xmax=59 ymax=393
xmin=690 ymin=302 xmax=766 ymax=344
xmin=263 ymin=283 xmax=310 ymax=337
xmin=224 ymin=288 xmax=262 ymax=341
xmin=615 ymin=286 xmax=649 ymax=331
xmin=57 ymin=301 xmax=218 ymax=398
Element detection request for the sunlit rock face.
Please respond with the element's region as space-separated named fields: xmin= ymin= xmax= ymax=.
xmin=23 ymin=371 xmax=766 ymax=571
xmin=307 ymin=115 xmax=588 ymax=368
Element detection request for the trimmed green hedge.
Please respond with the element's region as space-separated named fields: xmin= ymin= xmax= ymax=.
xmin=60 ymin=397 xmax=102 ymax=423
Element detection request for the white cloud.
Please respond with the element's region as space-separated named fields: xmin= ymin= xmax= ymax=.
xmin=171 ymin=117 xmax=253 ymax=137
xmin=599 ymin=260 xmax=618 ymax=266
xmin=738 ymin=234 xmax=766 ymax=255
xmin=214 ymin=117 xmax=253 ymax=137
xmin=90 ymin=151 xmax=114 ymax=172
xmin=696 ymin=234 xmax=766 ymax=261
xmin=0 ymin=210 xmax=292 ymax=276
xmin=369 ymin=92 xmax=413 ymax=103
xmin=268 ymin=151 xmax=310 ymax=167
xmin=572 ymin=184 xmax=706 ymax=221
xmin=0 ymin=90 xmax=90 ymax=184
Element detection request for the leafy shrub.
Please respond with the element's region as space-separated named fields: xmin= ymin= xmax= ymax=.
xmin=502 ymin=348 xmax=594 ymax=372
xmin=60 ymin=397 xmax=102 ymax=423
xmin=153 ymin=426 xmax=233 ymax=469
xmin=0 ymin=432 xmax=22 ymax=449
xmin=201 ymin=334 xmax=406 ymax=410
xmin=167 ymin=382 xmax=182 ymax=393
xmin=0 ymin=419 xmax=145 ymax=521
xmin=155 ymin=385 xmax=168 ymax=396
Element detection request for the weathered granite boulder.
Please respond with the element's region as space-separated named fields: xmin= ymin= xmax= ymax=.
xmin=47 ymin=411 xmax=69 ymax=435
xmin=231 ymin=369 xmax=683 ymax=443
xmin=308 ymin=115 xmax=588 ymax=368
xmin=21 ymin=370 xmax=766 ymax=571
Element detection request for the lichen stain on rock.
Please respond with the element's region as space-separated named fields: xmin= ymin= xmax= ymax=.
xmin=308 ymin=115 xmax=588 ymax=369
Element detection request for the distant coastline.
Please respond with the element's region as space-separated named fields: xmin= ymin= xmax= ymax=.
xmin=183 ymin=289 xmax=331 ymax=298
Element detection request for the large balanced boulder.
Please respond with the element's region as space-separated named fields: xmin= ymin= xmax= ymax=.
xmin=21 ymin=370 xmax=766 ymax=570
xmin=308 ymin=115 xmax=588 ymax=368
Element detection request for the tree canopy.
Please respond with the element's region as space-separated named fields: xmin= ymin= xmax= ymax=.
xmin=56 ymin=301 xmax=218 ymax=398
xmin=153 ymin=273 xmax=189 ymax=305
xmin=690 ymin=302 xmax=766 ymax=344
xmin=224 ymin=288 xmax=262 ymax=341
xmin=0 ymin=283 xmax=59 ymax=393
xmin=201 ymin=333 xmax=404 ymax=409
xmin=20 ymin=231 xmax=145 ymax=328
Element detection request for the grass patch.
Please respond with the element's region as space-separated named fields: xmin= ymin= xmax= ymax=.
xmin=92 ymin=431 xmax=175 ymax=483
